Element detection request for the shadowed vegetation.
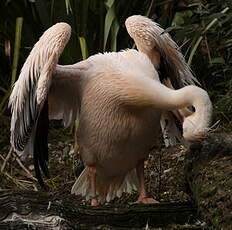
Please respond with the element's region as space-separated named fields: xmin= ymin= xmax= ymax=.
xmin=0 ymin=0 xmax=231 ymax=130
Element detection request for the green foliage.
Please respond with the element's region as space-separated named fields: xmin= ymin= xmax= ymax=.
xmin=78 ymin=37 xmax=88 ymax=60
xmin=0 ymin=17 xmax=23 ymax=113
xmin=0 ymin=0 xmax=231 ymax=130
xmin=171 ymin=1 xmax=232 ymax=129
xmin=11 ymin=17 xmax=23 ymax=86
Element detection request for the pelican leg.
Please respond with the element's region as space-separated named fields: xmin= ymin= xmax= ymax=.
xmin=88 ymin=166 xmax=99 ymax=206
xmin=135 ymin=159 xmax=159 ymax=204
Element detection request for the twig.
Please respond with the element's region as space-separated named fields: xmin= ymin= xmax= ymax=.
xmin=146 ymin=0 xmax=155 ymax=17
xmin=0 ymin=148 xmax=37 ymax=182
xmin=2 ymin=171 xmax=28 ymax=189
xmin=0 ymin=154 xmax=38 ymax=190
xmin=0 ymin=150 xmax=37 ymax=181
xmin=1 ymin=147 xmax=13 ymax=173
xmin=13 ymin=152 xmax=37 ymax=181
xmin=204 ymin=36 xmax=211 ymax=63
xmin=18 ymin=179 xmax=35 ymax=184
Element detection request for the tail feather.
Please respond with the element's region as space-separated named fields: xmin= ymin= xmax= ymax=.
xmin=71 ymin=167 xmax=139 ymax=203
xmin=71 ymin=168 xmax=89 ymax=197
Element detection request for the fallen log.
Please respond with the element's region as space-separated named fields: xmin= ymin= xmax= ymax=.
xmin=0 ymin=189 xmax=197 ymax=229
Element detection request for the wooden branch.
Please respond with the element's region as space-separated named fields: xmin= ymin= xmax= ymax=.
xmin=0 ymin=190 xmax=197 ymax=229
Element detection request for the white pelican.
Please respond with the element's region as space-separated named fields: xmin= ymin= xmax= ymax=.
xmin=9 ymin=15 xmax=212 ymax=206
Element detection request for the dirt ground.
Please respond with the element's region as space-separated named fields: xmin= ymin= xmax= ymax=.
xmin=0 ymin=116 xmax=191 ymax=206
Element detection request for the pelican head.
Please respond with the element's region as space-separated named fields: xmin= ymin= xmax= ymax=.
xmin=182 ymin=86 xmax=213 ymax=141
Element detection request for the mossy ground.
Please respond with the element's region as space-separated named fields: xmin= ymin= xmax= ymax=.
xmin=197 ymin=156 xmax=232 ymax=228
xmin=185 ymin=134 xmax=232 ymax=229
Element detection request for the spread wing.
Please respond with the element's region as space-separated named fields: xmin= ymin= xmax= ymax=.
xmin=48 ymin=63 xmax=88 ymax=127
xmin=125 ymin=15 xmax=199 ymax=88
xmin=125 ymin=15 xmax=199 ymax=146
xmin=9 ymin=22 xmax=73 ymax=186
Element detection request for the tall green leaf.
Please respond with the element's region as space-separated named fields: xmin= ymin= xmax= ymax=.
xmin=103 ymin=0 xmax=116 ymax=51
xmin=11 ymin=17 xmax=23 ymax=86
xmin=0 ymin=17 xmax=23 ymax=114
xmin=79 ymin=36 xmax=88 ymax=60
xmin=188 ymin=7 xmax=229 ymax=66
xmin=110 ymin=19 xmax=119 ymax=51
xmin=64 ymin=0 xmax=72 ymax=15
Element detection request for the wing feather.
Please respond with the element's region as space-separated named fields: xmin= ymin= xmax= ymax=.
xmin=125 ymin=15 xmax=200 ymax=146
xmin=9 ymin=23 xmax=71 ymax=185
xmin=9 ymin=22 xmax=71 ymax=152
xmin=125 ymin=15 xmax=199 ymax=88
xmin=48 ymin=64 xmax=85 ymax=127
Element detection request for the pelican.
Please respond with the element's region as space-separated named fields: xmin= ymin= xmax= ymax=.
xmin=9 ymin=15 xmax=212 ymax=206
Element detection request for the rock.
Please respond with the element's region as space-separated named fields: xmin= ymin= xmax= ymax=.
xmin=29 ymin=164 xmax=34 ymax=170
xmin=163 ymin=168 xmax=172 ymax=174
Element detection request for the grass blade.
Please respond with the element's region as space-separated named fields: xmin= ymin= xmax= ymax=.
xmin=0 ymin=17 xmax=23 ymax=114
xmin=11 ymin=17 xmax=23 ymax=87
xmin=79 ymin=36 xmax=88 ymax=60
xmin=110 ymin=19 xmax=119 ymax=51
xmin=188 ymin=7 xmax=229 ymax=66
xmin=103 ymin=0 xmax=116 ymax=51
xmin=64 ymin=0 xmax=72 ymax=15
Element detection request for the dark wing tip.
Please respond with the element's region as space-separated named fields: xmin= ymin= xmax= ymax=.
xmin=34 ymin=100 xmax=50 ymax=187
